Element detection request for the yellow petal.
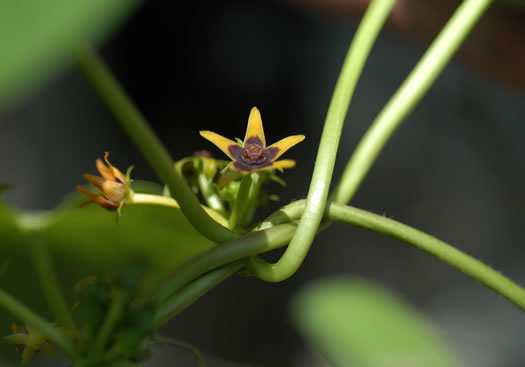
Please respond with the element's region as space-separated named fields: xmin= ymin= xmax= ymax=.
xmin=266 ymin=135 xmax=305 ymax=160
xmin=258 ymin=159 xmax=296 ymax=171
xmin=200 ymin=131 xmax=239 ymax=160
xmin=244 ymin=107 xmax=265 ymax=147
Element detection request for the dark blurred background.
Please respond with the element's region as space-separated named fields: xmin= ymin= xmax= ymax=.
xmin=1 ymin=1 xmax=525 ymax=366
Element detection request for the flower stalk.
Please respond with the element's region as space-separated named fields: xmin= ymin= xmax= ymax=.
xmin=228 ymin=174 xmax=252 ymax=230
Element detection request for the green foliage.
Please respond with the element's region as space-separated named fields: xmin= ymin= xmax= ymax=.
xmin=291 ymin=277 xmax=463 ymax=367
xmin=0 ymin=187 xmax=215 ymax=293
xmin=0 ymin=189 xmax=215 ymax=364
xmin=0 ymin=0 xmax=141 ymax=110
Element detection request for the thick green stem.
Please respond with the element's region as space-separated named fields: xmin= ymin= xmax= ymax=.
xmin=155 ymin=261 xmax=244 ymax=326
xmin=248 ymin=0 xmax=396 ymax=282
xmin=73 ymin=45 xmax=237 ymax=244
xmin=153 ymin=198 xmax=525 ymax=322
xmin=331 ymin=0 xmax=492 ymax=204
xmin=228 ymin=174 xmax=252 ymax=230
xmin=0 ymin=289 xmax=77 ymax=357
xmin=28 ymin=233 xmax=79 ymax=334
xmin=252 ymin=201 xmax=525 ymax=311
xmin=154 ymin=223 xmax=297 ymax=305
xmin=328 ymin=204 xmax=525 ymax=310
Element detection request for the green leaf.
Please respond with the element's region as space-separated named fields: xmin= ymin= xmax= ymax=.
xmin=291 ymin=277 xmax=463 ymax=367
xmin=0 ymin=188 xmax=216 ymax=292
xmin=0 ymin=0 xmax=141 ymax=110
xmin=0 ymin=188 xmax=215 ymax=360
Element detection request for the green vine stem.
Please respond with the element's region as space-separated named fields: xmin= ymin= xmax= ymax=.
xmin=73 ymin=45 xmax=237 ymax=244
xmin=0 ymin=289 xmax=78 ymax=357
xmin=256 ymin=201 xmax=525 ymax=310
xmin=27 ymin=232 xmax=79 ymax=336
xmin=247 ymin=0 xmax=396 ymax=282
xmin=330 ymin=0 xmax=492 ymax=204
xmin=327 ymin=204 xmax=525 ymax=310
xmin=154 ymin=223 xmax=298 ymax=305
xmin=154 ymin=201 xmax=525 ymax=319
xmin=155 ymin=261 xmax=245 ymax=326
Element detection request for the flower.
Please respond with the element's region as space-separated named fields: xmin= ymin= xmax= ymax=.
xmin=200 ymin=107 xmax=305 ymax=173
xmin=76 ymin=152 xmax=129 ymax=211
xmin=4 ymin=323 xmax=60 ymax=367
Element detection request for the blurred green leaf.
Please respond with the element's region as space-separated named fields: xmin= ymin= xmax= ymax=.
xmin=0 ymin=184 xmax=216 ymax=361
xmin=291 ymin=277 xmax=463 ymax=367
xmin=0 ymin=188 xmax=216 ymax=290
xmin=0 ymin=0 xmax=141 ymax=110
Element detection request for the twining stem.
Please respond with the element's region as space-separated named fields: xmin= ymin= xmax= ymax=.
xmin=327 ymin=204 xmax=525 ymax=310
xmin=257 ymin=201 xmax=525 ymax=310
xmin=154 ymin=223 xmax=298 ymax=305
xmin=0 ymin=289 xmax=77 ymax=357
xmin=126 ymin=193 xmax=229 ymax=227
xmin=27 ymin=232 xmax=79 ymax=335
xmin=247 ymin=0 xmax=396 ymax=282
xmin=155 ymin=261 xmax=245 ymax=326
xmin=73 ymin=45 xmax=237 ymax=244
xmin=330 ymin=0 xmax=493 ymax=204
xmin=155 ymin=201 xmax=525 ymax=320
xmin=228 ymin=174 xmax=252 ymax=230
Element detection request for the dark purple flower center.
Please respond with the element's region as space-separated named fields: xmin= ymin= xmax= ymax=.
xmin=240 ymin=143 xmax=267 ymax=165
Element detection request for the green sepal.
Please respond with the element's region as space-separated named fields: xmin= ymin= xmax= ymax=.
xmin=125 ymin=165 xmax=135 ymax=184
xmin=269 ymin=173 xmax=287 ymax=187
